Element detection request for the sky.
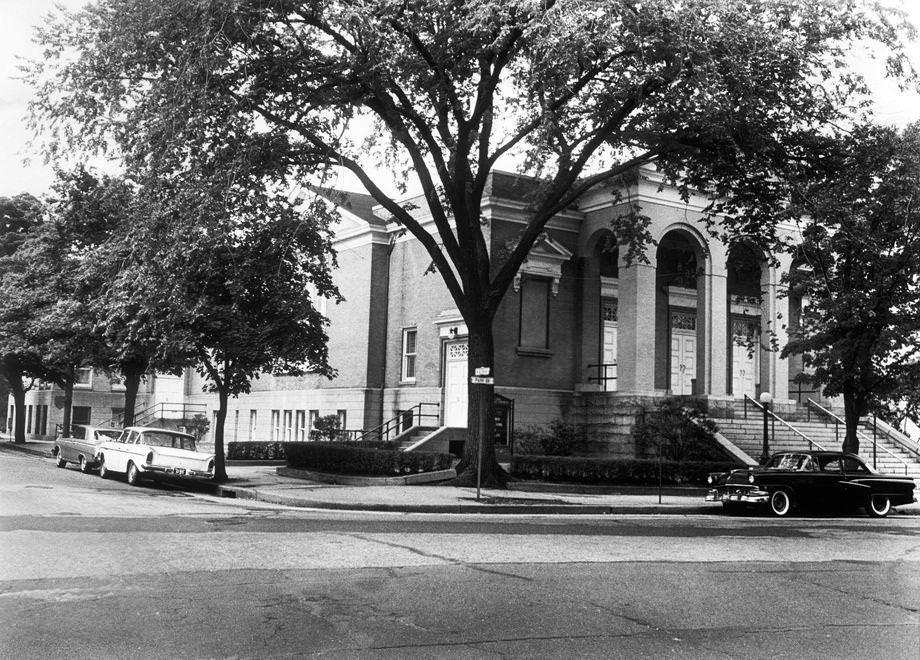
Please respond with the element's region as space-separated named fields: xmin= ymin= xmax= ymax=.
xmin=2 ymin=0 xmax=920 ymax=199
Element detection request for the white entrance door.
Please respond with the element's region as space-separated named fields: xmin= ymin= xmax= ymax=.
xmin=601 ymin=300 xmax=618 ymax=391
xmin=670 ymin=332 xmax=697 ymax=395
xmin=732 ymin=342 xmax=757 ymax=398
xmin=443 ymin=341 xmax=468 ymax=427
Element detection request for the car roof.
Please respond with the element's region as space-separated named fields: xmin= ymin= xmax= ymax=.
xmin=123 ymin=426 xmax=196 ymax=439
xmin=775 ymin=451 xmax=860 ymax=459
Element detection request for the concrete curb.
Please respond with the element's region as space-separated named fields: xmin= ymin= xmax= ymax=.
xmin=277 ymin=466 xmax=457 ymax=486
xmin=0 ymin=442 xmax=52 ymax=458
xmin=213 ymin=484 xmax=717 ymax=515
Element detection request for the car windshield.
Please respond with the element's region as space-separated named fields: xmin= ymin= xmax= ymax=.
xmin=770 ymin=454 xmax=815 ymax=471
xmin=141 ymin=432 xmax=197 ymax=451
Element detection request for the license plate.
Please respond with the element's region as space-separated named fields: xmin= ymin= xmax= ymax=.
xmin=168 ymin=467 xmax=186 ymax=475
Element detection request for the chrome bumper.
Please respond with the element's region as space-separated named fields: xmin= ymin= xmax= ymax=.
xmin=144 ymin=464 xmax=213 ymax=479
xmin=706 ymin=488 xmax=770 ymax=504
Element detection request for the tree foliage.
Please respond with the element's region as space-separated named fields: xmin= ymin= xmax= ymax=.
xmin=783 ymin=122 xmax=920 ymax=454
xmin=26 ymin=0 xmax=914 ymax=483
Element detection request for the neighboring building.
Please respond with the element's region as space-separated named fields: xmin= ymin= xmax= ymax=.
xmin=10 ymin=168 xmax=816 ymax=451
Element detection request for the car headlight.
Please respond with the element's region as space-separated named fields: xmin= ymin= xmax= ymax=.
xmin=748 ymin=474 xmax=756 ymax=484
xmin=146 ymin=452 xmax=154 ymax=465
xmin=707 ymin=475 xmax=714 ymax=484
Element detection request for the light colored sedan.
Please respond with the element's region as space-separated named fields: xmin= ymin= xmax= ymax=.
xmin=53 ymin=425 xmax=122 ymax=473
xmin=96 ymin=426 xmax=215 ymax=486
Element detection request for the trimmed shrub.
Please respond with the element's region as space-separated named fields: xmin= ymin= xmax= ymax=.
xmin=227 ymin=441 xmax=286 ymax=461
xmin=633 ymin=399 xmax=729 ymax=462
xmin=512 ymin=418 xmax=587 ymax=456
xmin=511 ymin=455 xmax=741 ymax=485
xmin=283 ymin=441 xmax=453 ymax=476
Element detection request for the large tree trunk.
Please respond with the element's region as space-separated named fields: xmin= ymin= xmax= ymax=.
xmin=454 ymin=315 xmax=507 ymax=488
xmin=841 ymin=382 xmax=866 ymax=455
xmin=61 ymin=366 xmax=75 ymax=439
xmin=9 ymin=374 xmax=26 ymax=444
xmin=121 ymin=365 xmax=144 ymax=428
xmin=212 ymin=385 xmax=228 ymax=482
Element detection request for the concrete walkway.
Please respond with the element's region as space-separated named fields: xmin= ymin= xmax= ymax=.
xmin=4 ymin=438 xmax=919 ymax=516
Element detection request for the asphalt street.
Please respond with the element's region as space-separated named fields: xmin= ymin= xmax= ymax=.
xmin=1 ymin=447 xmax=918 ymax=659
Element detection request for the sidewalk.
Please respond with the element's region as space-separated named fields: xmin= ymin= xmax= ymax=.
xmin=4 ymin=438 xmax=919 ymax=516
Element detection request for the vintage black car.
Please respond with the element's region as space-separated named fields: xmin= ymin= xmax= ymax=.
xmin=705 ymin=451 xmax=916 ymax=517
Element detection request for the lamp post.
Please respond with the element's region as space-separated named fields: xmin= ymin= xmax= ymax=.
xmin=759 ymin=391 xmax=773 ymax=464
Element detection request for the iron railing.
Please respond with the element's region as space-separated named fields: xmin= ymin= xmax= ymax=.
xmin=806 ymin=399 xmax=910 ymax=475
xmin=97 ymin=402 xmax=209 ymax=429
xmin=744 ymin=394 xmax=824 ymax=452
xmin=586 ymin=362 xmax=617 ymax=389
xmin=325 ymin=403 xmax=441 ymax=445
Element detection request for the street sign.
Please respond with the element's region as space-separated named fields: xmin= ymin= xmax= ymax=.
xmin=470 ymin=376 xmax=494 ymax=384
xmin=474 ymin=367 xmax=491 ymax=376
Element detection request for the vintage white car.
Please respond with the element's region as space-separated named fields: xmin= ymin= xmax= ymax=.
xmin=53 ymin=424 xmax=122 ymax=473
xmin=96 ymin=426 xmax=215 ymax=485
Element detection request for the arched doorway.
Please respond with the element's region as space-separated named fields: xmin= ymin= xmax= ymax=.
xmin=655 ymin=229 xmax=707 ymax=395
xmin=596 ymin=236 xmax=619 ymax=391
xmin=726 ymin=242 xmax=765 ymax=398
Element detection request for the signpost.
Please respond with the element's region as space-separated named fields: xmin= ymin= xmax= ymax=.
xmin=472 ymin=367 xmax=492 ymax=500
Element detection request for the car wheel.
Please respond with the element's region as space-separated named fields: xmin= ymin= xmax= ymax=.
xmin=55 ymin=449 xmax=66 ymax=468
xmin=79 ymin=456 xmax=90 ymax=473
xmin=867 ymin=494 xmax=891 ymax=518
xmin=769 ymin=489 xmax=793 ymax=517
xmin=98 ymin=456 xmax=110 ymax=479
xmin=126 ymin=462 xmax=141 ymax=486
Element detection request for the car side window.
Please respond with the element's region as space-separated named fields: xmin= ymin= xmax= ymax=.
xmin=821 ymin=458 xmax=841 ymax=473
xmin=843 ymin=457 xmax=869 ymax=474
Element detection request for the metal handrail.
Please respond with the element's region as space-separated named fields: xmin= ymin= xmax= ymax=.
xmin=807 ymin=399 xmax=910 ymax=475
xmin=868 ymin=415 xmax=920 ymax=460
xmin=347 ymin=403 xmax=441 ymax=444
xmin=586 ymin=363 xmax=617 ymax=388
xmin=744 ymin=394 xmax=825 ymax=452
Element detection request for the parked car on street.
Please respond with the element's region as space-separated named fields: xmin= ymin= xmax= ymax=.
xmin=53 ymin=425 xmax=122 ymax=473
xmin=705 ymin=451 xmax=916 ymax=517
xmin=96 ymin=426 xmax=215 ymax=486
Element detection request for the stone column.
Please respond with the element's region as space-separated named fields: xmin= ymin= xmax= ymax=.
xmin=701 ymin=243 xmax=729 ymax=396
xmin=761 ymin=254 xmax=792 ymax=403
xmin=617 ymin=257 xmax=658 ymax=394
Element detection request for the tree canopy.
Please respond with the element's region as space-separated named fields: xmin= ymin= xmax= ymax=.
xmin=783 ymin=122 xmax=920 ymax=454
xmin=27 ymin=0 xmax=915 ymax=483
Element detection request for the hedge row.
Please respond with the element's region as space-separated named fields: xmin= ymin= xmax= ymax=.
xmin=282 ymin=442 xmax=453 ymax=476
xmin=510 ymin=455 xmax=741 ymax=485
xmin=226 ymin=441 xmax=286 ymax=461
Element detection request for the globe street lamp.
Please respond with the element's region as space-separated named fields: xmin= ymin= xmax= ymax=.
xmin=759 ymin=391 xmax=773 ymax=464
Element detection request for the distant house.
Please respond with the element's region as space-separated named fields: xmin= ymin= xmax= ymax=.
xmin=11 ymin=168 xmax=814 ymax=452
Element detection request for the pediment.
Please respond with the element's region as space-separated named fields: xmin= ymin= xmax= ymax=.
xmin=513 ymin=234 xmax=574 ymax=296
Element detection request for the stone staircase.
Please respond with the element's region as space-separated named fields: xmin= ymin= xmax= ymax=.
xmin=709 ymin=401 xmax=920 ymax=480
xmin=396 ymin=426 xmax=441 ymax=450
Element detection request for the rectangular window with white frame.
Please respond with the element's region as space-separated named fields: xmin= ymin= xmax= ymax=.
xmin=296 ymin=410 xmax=306 ymax=441
xmin=271 ymin=410 xmax=280 ymax=442
xmin=283 ymin=410 xmax=293 ymax=442
xmin=308 ymin=409 xmax=319 ymax=439
xmin=74 ymin=367 xmax=93 ymax=389
xmin=249 ymin=410 xmax=257 ymax=441
xmin=401 ymin=328 xmax=417 ymax=382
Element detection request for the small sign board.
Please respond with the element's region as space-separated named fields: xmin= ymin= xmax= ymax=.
xmin=470 ymin=376 xmax=494 ymax=385
xmin=474 ymin=367 xmax=491 ymax=376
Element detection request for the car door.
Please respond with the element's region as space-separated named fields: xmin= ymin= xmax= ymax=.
xmin=812 ymin=455 xmax=848 ymax=507
xmin=107 ymin=430 xmax=138 ymax=471
xmin=839 ymin=456 xmax=874 ymax=507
